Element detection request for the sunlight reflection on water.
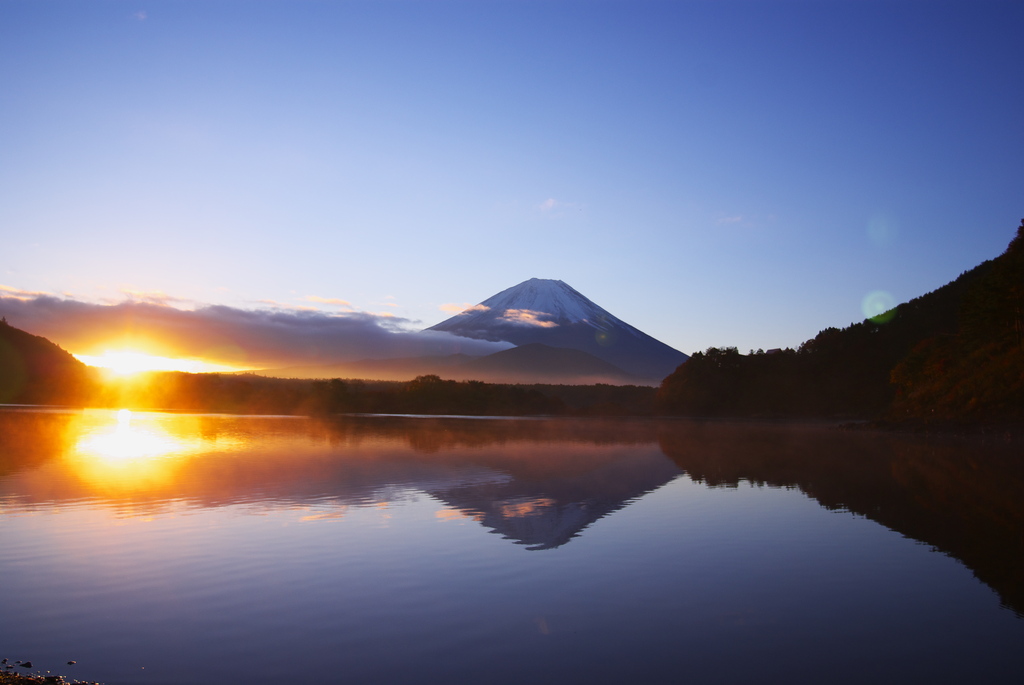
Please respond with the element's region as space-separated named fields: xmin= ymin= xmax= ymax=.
xmin=68 ymin=410 xmax=227 ymax=498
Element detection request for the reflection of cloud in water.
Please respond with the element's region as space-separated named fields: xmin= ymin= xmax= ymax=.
xmin=435 ymin=507 xmax=482 ymax=522
xmin=299 ymin=505 xmax=349 ymax=522
xmin=500 ymin=497 xmax=557 ymax=518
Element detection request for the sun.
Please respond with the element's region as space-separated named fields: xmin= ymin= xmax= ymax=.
xmin=74 ymin=350 xmax=238 ymax=376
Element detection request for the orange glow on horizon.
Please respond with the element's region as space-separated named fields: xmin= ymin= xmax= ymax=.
xmin=75 ymin=350 xmax=241 ymax=376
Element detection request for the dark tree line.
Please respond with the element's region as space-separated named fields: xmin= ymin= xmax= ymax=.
xmin=304 ymin=375 xmax=565 ymax=416
xmin=85 ymin=369 xmax=659 ymax=417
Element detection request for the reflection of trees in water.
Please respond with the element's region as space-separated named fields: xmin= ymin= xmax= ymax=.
xmin=0 ymin=410 xmax=80 ymax=478
xmin=657 ymin=422 xmax=1024 ymax=617
xmin=309 ymin=416 xmax=665 ymax=453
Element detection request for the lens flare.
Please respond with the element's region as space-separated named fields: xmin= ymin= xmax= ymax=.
xmin=862 ymin=290 xmax=896 ymax=323
xmin=595 ymin=328 xmax=618 ymax=347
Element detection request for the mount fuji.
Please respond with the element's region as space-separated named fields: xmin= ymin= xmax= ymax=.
xmin=427 ymin=278 xmax=689 ymax=382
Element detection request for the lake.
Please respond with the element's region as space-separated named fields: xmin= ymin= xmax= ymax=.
xmin=1 ymin=408 xmax=1021 ymax=684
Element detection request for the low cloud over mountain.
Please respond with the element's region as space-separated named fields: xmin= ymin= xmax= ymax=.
xmin=0 ymin=291 xmax=511 ymax=369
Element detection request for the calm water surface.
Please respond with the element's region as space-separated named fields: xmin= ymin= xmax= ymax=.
xmin=0 ymin=408 xmax=1021 ymax=684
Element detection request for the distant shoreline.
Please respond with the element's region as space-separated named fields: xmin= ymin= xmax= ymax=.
xmin=6 ymin=402 xmax=1024 ymax=442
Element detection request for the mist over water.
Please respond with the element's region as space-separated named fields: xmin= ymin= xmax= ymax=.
xmin=1 ymin=409 xmax=1021 ymax=685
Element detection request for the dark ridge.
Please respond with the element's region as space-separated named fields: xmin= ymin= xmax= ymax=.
xmin=0 ymin=319 xmax=95 ymax=406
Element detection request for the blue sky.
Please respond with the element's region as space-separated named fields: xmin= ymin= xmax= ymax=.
xmin=2 ymin=0 xmax=1022 ymax=363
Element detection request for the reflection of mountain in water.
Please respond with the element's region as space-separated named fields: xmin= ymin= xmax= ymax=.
xmin=657 ymin=421 xmax=1024 ymax=617
xmin=332 ymin=417 xmax=683 ymax=549
xmin=424 ymin=446 xmax=680 ymax=549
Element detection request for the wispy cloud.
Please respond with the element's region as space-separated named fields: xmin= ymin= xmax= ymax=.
xmin=439 ymin=303 xmax=490 ymax=315
xmin=716 ymin=215 xmax=744 ymax=225
xmin=0 ymin=293 xmax=512 ymax=368
xmin=500 ymin=309 xmax=558 ymax=328
xmin=305 ymin=295 xmax=354 ymax=308
xmin=118 ymin=288 xmax=194 ymax=307
xmin=253 ymin=298 xmax=322 ymax=312
xmin=0 ymin=285 xmax=52 ymax=301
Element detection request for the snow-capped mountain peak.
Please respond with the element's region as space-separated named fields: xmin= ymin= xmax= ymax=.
xmin=452 ymin=278 xmax=633 ymax=333
xmin=426 ymin=278 xmax=689 ymax=382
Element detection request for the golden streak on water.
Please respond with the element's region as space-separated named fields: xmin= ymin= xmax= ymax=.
xmin=67 ymin=410 xmax=211 ymax=495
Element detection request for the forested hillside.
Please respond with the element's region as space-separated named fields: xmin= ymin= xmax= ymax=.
xmin=890 ymin=221 xmax=1024 ymax=421
xmin=96 ymin=372 xmax=654 ymax=416
xmin=658 ymin=220 xmax=1024 ymax=422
